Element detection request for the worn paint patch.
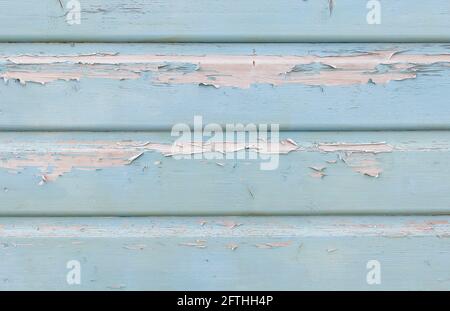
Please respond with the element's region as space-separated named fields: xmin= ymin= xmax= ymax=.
xmin=317 ymin=142 xmax=394 ymax=153
xmin=179 ymin=240 xmax=207 ymax=248
xmin=0 ymin=140 xmax=298 ymax=181
xmin=0 ymin=64 xmax=141 ymax=85
xmin=1 ymin=217 xmax=448 ymax=238
xmin=219 ymin=220 xmax=243 ymax=229
xmin=226 ymin=243 xmax=239 ymax=251
xmin=0 ymin=138 xmax=446 ymax=182
xmin=316 ymin=142 xmax=393 ymax=177
xmin=123 ymin=244 xmax=146 ymax=250
xmin=310 ymin=171 xmax=327 ymax=179
xmin=1 ymin=51 xmax=450 ymax=87
xmin=256 ymin=241 xmax=292 ymax=249
xmin=341 ymin=153 xmax=383 ymax=178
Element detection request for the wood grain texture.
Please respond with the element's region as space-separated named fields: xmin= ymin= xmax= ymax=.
xmin=1 ymin=131 xmax=450 ymax=216
xmin=0 ymin=0 xmax=449 ymax=42
xmin=0 ymin=216 xmax=448 ymax=290
xmin=1 ymin=43 xmax=450 ymax=130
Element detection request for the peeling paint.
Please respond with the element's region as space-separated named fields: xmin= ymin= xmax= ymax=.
xmin=226 ymin=243 xmax=239 ymax=251
xmin=0 ymin=138 xmax=447 ymax=181
xmin=341 ymin=153 xmax=384 ymax=178
xmin=309 ymin=165 xmax=326 ymax=172
xmin=256 ymin=241 xmax=292 ymax=249
xmin=219 ymin=221 xmax=242 ymax=229
xmin=0 ymin=139 xmax=449 ymax=182
xmin=1 ymin=51 xmax=449 ymax=87
xmin=123 ymin=244 xmax=146 ymax=250
xmin=310 ymin=171 xmax=326 ymax=179
xmin=317 ymin=142 xmax=393 ymax=153
xmin=0 ymin=66 xmax=140 ymax=85
xmin=315 ymin=142 xmax=392 ymax=178
xmin=0 ymin=139 xmax=298 ymax=181
xmin=0 ymin=217 xmax=449 ymax=238
xmin=127 ymin=152 xmax=145 ymax=164
xmin=179 ymin=240 xmax=207 ymax=248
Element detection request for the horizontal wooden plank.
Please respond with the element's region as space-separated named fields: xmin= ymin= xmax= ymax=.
xmin=1 ymin=43 xmax=450 ymax=130
xmin=0 ymin=1 xmax=449 ymax=42
xmin=1 ymin=131 xmax=450 ymax=215
xmin=0 ymin=216 xmax=448 ymax=290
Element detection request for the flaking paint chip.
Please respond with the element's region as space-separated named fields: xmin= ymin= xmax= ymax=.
xmin=123 ymin=244 xmax=147 ymax=251
xmin=220 ymin=221 xmax=242 ymax=229
xmin=357 ymin=167 xmax=382 ymax=178
xmin=226 ymin=243 xmax=239 ymax=251
xmin=310 ymin=171 xmax=326 ymax=179
xmin=179 ymin=240 xmax=207 ymax=249
xmin=256 ymin=241 xmax=292 ymax=249
xmin=286 ymin=138 xmax=298 ymax=146
xmin=199 ymin=82 xmax=220 ymax=88
xmin=38 ymin=175 xmax=48 ymax=186
xmin=127 ymin=152 xmax=145 ymax=164
xmin=309 ymin=165 xmax=326 ymax=172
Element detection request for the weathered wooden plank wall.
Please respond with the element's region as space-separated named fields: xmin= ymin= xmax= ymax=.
xmin=1 ymin=44 xmax=450 ymax=130
xmin=0 ymin=0 xmax=449 ymax=42
xmin=0 ymin=1 xmax=449 ymax=291
xmin=0 ymin=217 xmax=448 ymax=290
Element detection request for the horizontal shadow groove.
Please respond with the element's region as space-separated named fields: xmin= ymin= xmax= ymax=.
xmin=2 ymin=39 xmax=450 ymax=44
xmin=2 ymin=212 xmax=450 ymax=218
xmin=3 ymin=127 xmax=450 ymax=132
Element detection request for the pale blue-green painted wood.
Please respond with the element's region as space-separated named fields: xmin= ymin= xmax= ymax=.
xmin=1 ymin=0 xmax=448 ymax=293
xmin=1 ymin=131 xmax=450 ymax=215
xmin=0 ymin=1 xmax=449 ymax=42
xmin=1 ymin=43 xmax=450 ymax=130
xmin=0 ymin=216 xmax=448 ymax=290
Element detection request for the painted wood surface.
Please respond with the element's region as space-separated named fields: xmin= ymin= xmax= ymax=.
xmin=0 ymin=1 xmax=449 ymax=42
xmin=1 ymin=1 xmax=449 ymax=293
xmin=1 ymin=43 xmax=450 ymax=131
xmin=1 ymin=131 xmax=450 ymax=215
xmin=0 ymin=216 xmax=448 ymax=290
